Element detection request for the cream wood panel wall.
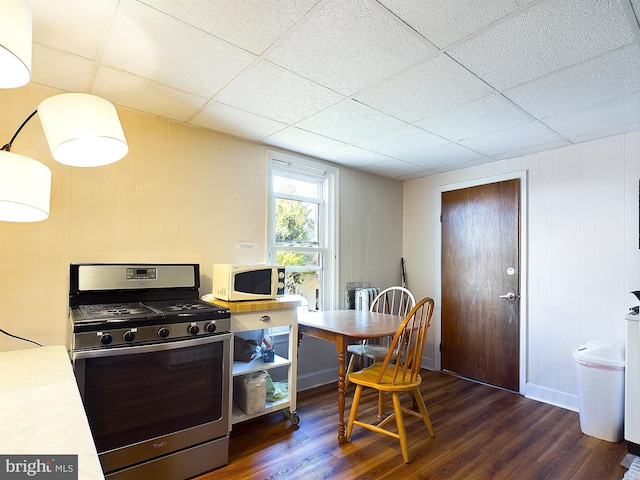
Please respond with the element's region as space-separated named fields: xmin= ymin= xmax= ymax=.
xmin=338 ymin=168 xmax=404 ymax=306
xmin=403 ymin=130 xmax=640 ymax=410
xmin=0 ymin=84 xmax=404 ymax=361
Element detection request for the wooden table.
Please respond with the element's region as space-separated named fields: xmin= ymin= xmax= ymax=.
xmin=298 ymin=309 xmax=402 ymax=444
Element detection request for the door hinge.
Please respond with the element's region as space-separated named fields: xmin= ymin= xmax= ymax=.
xmin=440 ymin=213 xmax=442 ymax=222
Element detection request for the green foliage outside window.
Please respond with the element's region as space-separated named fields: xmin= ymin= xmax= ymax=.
xmin=275 ymin=197 xmax=315 ymax=294
xmin=275 ymin=199 xmax=312 ymax=243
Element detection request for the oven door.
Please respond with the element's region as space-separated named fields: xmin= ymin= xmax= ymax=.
xmin=73 ymin=333 xmax=231 ymax=475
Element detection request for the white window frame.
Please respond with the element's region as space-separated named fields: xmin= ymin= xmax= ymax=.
xmin=267 ymin=150 xmax=338 ymax=311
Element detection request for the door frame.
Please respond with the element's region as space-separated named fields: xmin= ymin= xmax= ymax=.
xmin=435 ymin=171 xmax=528 ymax=394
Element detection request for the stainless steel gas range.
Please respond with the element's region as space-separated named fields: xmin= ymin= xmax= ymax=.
xmin=68 ymin=263 xmax=231 ymax=480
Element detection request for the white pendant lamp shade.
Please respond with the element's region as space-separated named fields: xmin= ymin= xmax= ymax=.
xmin=0 ymin=0 xmax=32 ymax=88
xmin=0 ymin=151 xmax=51 ymax=222
xmin=38 ymin=93 xmax=128 ymax=167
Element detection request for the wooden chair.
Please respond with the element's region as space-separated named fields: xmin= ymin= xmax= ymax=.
xmin=345 ymin=297 xmax=435 ymax=464
xmin=345 ymin=286 xmax=415 ymax=397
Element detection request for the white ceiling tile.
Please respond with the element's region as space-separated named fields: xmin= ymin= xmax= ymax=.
xmin=415 ymin=95 xmax=533 ymax=142
xmin=397 ymin=169 xmax=438 ymax=181
xmin=265 ymin=0 xmax=436 ymax=96
xmin=377 ymin=0 xmax=521 ymax=49
xmin=360 ymin=158 xmax=425 ymax=178
xmin=504 ymin=44 xmax=640 ymax=119
xmin=138 ymin=0 xmax=321 ymax=55
xmin=31 ymin=45 xmax=94 ymax=93
xmin=449 ymin=0 xmax=635 ymax=90
xmin=263 ymin=127 xmax=348 ymax=156
xmin=92 ymin=67 xmax=209 ymax=122
xmin=542 ymin=91 xmax=640 ymax=141
xmin=401 ymin=143 xmax=488 ymax=169
xmin=30 ymin=0 xmax=119 ymax=59
xmin=355 ymin=54 xmax=494 ymax=122
xmin=492 ymin=139 xmax=571 ymax=160
xmin=459 ymin=121 xmax=566 ymax=156
xmin=566 ymin=122 xmax=640 ymax=145
xmin=354 ymin=125 xmax=448 ymax=158
xmin=191 ymin=101 xmax=287 ymax=141
xmin=102 ymin=0 xmax=257 ymax=98
xmin=295 ymin=100 xmax=407 ymax=144
xmin=316 ymin=145 xmax=392 ymax=168
xmin=434 ymin=156 xmax=498 ymax=173
xmin=215 ymin=61 xmax=344 ymax=125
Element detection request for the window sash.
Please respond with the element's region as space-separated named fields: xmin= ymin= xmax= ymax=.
xmin=268 ymin=151 xmax=337 ymax=311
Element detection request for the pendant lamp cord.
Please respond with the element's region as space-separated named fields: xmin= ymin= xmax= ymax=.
xmin=0 ymin=109 xmax=38 ymax=152
xmin=0 ymin=327 xmax=42 ymax=347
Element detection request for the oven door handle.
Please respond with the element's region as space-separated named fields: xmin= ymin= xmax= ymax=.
xmin=72 ymin=332 xmax=232 ymax=360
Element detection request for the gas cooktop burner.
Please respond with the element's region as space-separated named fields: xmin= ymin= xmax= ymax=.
xmin=148 ymin=300 xmax=218 ymax=313
xmin=74 ymin=300 xmax=227 ymax=324
xmin=78 ymin=303 xmax=160 ymax=320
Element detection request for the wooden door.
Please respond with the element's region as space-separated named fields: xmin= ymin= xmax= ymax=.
xmin=441 ymin=179 xmax=520 ymax=391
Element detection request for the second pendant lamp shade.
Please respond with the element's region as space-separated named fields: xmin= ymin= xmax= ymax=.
xmin=38 ymin=93 xmax=128 ymax=167
xmin=0 ymin=0 xmax=32 ymax=89
xmin=0 ymin=151 xmax=51 ymax=222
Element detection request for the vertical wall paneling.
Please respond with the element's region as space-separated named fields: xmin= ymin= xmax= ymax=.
xmin=338 ymin=169 xmax=404 ymax=303
xmin=114 ymin=107 xmax=137 ymax=259
xmin=593 ymin=137 xmax=626 ymax=341
xmin=404 ymin=132 xmax=640 ymax=410
xmin=625 ymin=132 xmax=640 ymax=306
xmin=178 ymin=122 xmax=208 ymax=262
xmin=135 ymin=113 xmax=169 ymax=261
xmin=90 ymin=163 xmax=120 ymax=259
xmin=166 ymin=120 xmax=184 ymax=260
xmin=578 ymin=142 xmax=596 ymax=345
xmin=550 ymin=145 xmax=582 ymax=393
xmin=69 ymin=167 xmax=93 ymax=259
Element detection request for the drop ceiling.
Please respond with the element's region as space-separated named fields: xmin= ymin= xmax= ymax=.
xmin=26 ymin=0 xmax=640 ymax=180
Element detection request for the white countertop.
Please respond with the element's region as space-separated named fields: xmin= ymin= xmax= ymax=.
xmin=0 ymin=345 xmax=104 ymax=479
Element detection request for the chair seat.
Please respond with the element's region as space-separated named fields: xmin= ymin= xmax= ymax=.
xmin=348 ymin=362 xmax=422 ymax=392
xmin=346 ymin=344 xmax=389 ymax=360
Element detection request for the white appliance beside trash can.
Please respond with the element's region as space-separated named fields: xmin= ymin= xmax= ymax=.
xmin=626 ymin=313 xmax=640 ymax=446
xmin=573 ymin=338 xmax=625 ymax=442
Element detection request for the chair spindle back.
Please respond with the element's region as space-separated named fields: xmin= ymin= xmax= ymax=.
xmin=370 ymin=286 xmax=415 ymax=317
xmin=376 ymin=297 xmax=435 ymax=385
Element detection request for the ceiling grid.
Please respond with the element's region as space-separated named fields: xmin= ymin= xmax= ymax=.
xmin=24 ymin=0 xmax=640 ymax=180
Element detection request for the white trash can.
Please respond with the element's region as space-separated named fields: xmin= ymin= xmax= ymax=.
xmin=572 ymin=338 xmax=625 ymax=442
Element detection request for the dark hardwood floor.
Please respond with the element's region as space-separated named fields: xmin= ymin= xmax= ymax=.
xmin=197 ymin=370 xmax=628 ymax=480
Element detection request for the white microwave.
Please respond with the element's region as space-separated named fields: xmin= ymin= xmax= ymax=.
xmin=212 ymin=263 xmax=285 ymax=301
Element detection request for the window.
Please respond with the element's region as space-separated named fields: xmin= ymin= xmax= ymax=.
xmin=267 ymin=151 xmax=337 ymax=312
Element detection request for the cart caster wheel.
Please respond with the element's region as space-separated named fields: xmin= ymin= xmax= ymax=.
xmin=284 ymin=408 xmax=300 ymax=425
xmin=290 ymin=412 xmax=300 ymax=425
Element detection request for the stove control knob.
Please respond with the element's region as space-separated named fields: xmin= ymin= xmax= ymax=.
xmin=100 ymin=333 xmax=113 ymax=345
xmin=123 ymin=331 xmax=136 ymax=342
xmin=205 ymin=322 xmax=217 ymax=333
xmin=187 ymin=324 xmax=200 ymax=335
xmin=158 ymin=327 xmax=170 ymax=338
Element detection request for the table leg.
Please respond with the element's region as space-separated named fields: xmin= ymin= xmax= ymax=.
xmin=336 ymin=337 xmax=347 ymax=444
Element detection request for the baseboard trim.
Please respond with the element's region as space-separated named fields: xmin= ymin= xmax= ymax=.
xmin=297 ymin=369 xmax=337 ymax=392
xmin=525 ymin=382 xmax=578 ymax=411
